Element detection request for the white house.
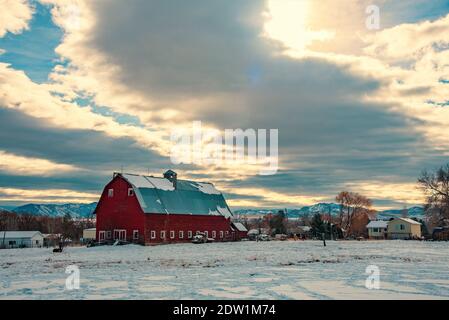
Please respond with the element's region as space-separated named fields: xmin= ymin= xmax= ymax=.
xmin=82 ymin=228 xmax=96 ymax=242
xmin=366 ymin=221 xmax=388 ymax=239
xmin=387 ymin=218 xmax=422 ymax=239
xmin=0 ymin=231 xmax=44 ymax=249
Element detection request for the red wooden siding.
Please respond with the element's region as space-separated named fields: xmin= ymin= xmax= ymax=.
xmin=144 ymin=214 xmax=234 ymax=244
xmin=95 ymin=176 xmax=146 ymax=243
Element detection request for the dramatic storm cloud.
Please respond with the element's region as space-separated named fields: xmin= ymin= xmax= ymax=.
xmin=0 ymin=0 xmax=448 ymax=209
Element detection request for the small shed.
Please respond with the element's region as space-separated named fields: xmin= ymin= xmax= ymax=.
xmin=231 ymin=222 xmax=248 ymax=239
xmin=366 ymin=220 xmax=388 ymax=239
xmin=0 ymin=231 xmax=44 ymax=249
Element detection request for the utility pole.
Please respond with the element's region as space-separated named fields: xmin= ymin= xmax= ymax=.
xmin=322 ymin=232 xmax=326 ymax=247
xmin=330 ymin=223 xmax=334 ymax=241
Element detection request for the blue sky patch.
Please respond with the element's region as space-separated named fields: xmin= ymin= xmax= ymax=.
xmin=0 ymin=1 xmax=62 ymax=83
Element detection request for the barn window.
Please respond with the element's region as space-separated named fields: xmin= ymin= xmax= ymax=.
xmin=150 ymin=231 xmax=156 ymax=239
xmin=160 ymin=231 xmax=166 ymax=239
xmin=108 ymin=189 xmax=114 ymax=197
xmin=225 ymin=231 xmax=229 ymax=236
xmin=128 ymin=188 xmax=134 ymax=196
xmin=212 ymin=231 xmax=216 ymax=238
xmin=170 ymin=231 xmax=175 ymax=239
xmin=113 ymin=229 xmax=126 ymax=240
xmin=106 ymin=231 xmax=112 ymax=239
xmin=204 ymin=231 xmax=208 ymax=238
xmin=220 ymin=231 xmax=224 ymax=238
xmin=133 ymin=230 xmax=139 ymax=240
xmin=179 ymin=231 xmax=184 ymax=239
xmin=99 ymin=231 xmax=105 ymax=241
xmin=188 ymin=231 xmax=193 ymax=239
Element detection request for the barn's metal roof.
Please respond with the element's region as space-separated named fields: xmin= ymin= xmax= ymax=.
xmin=120 ymin=173 xmax=233 ymax=218
xmin=232 ymin=222 xmax=248 ymax=232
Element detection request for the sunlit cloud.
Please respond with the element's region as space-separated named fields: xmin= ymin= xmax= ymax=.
xmin=0 ymin=187 xmax=99 ymax=203
xmin=0 ymin=150 xmax=81 ymax=176
xmin=0 ymin=0 xmax=33 ymax=37
xmin=225 ymin=186 xmax=327 ymax=208
xmin=344 ymin=181 xmax=425 ymax=208
xmin=263 ymin=0 xmax=335 ymax=56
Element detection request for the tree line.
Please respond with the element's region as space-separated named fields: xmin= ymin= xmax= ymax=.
xmin=242 ymin=162 xmax=449 ymax=239
xmin=0 ymin=211 xmax=94 ymax=242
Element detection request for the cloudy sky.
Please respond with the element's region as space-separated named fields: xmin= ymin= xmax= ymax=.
xmin=0 ymin=0 xmax=448 ymax=210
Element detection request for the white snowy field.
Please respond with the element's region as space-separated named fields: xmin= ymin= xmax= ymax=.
xmin=0 ymin=240 xmax=448 ymax=300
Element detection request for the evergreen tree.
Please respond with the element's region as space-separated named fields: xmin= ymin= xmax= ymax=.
xmin=269 ymin=210 xmax=287 ymax=234
xmin=62 ymin=212 xmax=73 ymax=241
xmin=310 ymin=213 xmax=325 ymax=237
xmin=412 ymin=217 xmax=430 ymax=237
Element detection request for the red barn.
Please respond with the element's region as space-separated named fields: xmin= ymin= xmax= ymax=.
xmin=94 ymin=170 xmax=237 ymax=245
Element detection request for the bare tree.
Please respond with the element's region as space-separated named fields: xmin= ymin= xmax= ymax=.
xmin=418 ymin=164 xmax=449 ymax=226
xmin=336 ymin=191 xmax=372 ymax=237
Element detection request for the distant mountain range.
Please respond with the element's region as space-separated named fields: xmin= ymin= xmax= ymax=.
xmin=234 ymin=203 xmax=425 ymax=220
xmin=2 ymin=202 xmax=424 ymax=220
xmin=10 ymin=203 xmax=98 ymax=219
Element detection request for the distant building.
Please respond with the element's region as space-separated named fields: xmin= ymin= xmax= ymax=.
xmin=366 ymin=221 xmax=388 ymax=239
xmin=82 ymin=228 xmax=96 ymax=243
xmin=247 ymin=228 xmax=270 ymax=240
xmin=387 ymin=218 xmax=422 ymax=239
xmin=94 ymin=171 xmax=237 ymax=245
xmin=432 ymin=226 xmax=449 ymax=241
xmin=289 ymin=225 xmax=311 ymax=239
xmin=42 ymin=233 xmax=61 ymax=247
xmin=0 ymin=231 xmax=44 ymax=249
xmin=231 ymin=222 xmax=248 ymax=239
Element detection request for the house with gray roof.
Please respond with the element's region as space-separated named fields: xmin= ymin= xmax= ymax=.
xmin=0 ymin=231 xmax=44 ymax=249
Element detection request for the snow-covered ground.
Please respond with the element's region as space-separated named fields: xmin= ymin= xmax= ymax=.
xmin=1 ymin=240 xmax=448 ymax=300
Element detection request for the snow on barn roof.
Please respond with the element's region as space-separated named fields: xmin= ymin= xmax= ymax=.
xmin=232 ymin=222 xmax=248 ymax=232
xmin=366 ymin=221 xmax=388 ymax=229
xmin=0 ymin=231 xmax=43 ymax=239
xmin=120 ymin=173 xmax=233 ymax=218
